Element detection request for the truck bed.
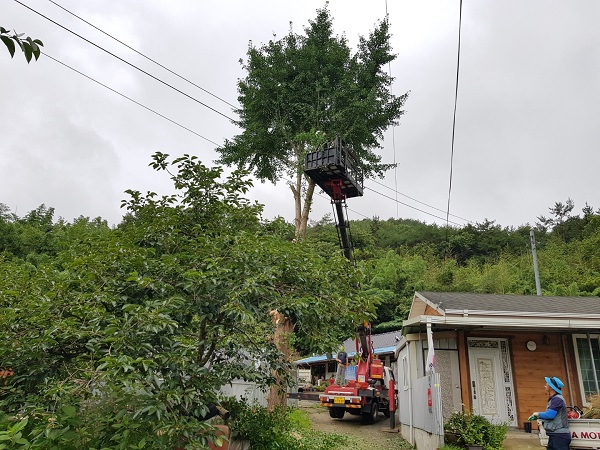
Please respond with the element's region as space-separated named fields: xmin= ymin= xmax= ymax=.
xmin=538 ymin=419 xmax=600 ymax=449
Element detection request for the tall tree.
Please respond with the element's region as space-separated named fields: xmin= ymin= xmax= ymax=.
xmin=218 ymin=6 xmax=407 ymax=239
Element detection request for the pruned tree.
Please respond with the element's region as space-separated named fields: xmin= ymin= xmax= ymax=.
xmin=218 ymin=6 xmax=408 ymax=239
xmin=1 ymin=27 xmax=43 ymax=62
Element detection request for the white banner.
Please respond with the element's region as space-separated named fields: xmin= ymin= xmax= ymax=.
xmin=426 ymin=318 xmax=435 ymax=373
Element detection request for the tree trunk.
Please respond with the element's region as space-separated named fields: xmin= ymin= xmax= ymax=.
xmin=297 ymin=179 xmax=316 ymax=240
xmin=267 ymin=309 xmax=295 ymax=411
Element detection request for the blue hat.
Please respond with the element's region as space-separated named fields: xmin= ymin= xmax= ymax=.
xmin=545 ymin=376 xmax=564 ymax=394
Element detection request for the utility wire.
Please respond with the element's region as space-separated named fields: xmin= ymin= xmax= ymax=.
xmin=42 ymin=51 xmax=220 ymax=146
xmin=367 ymin=178 xmax=473 ymax=223
xmin=446 ymin=0 xmax=463 ymax=229
xmin=42 ymin=46 xmax=464 ymax=226
xmin=39 ymin=48 xmax=465 ymax=226
xmin=26 ymin=0 xmax=467 ymax=227
xmin=14 ymin=0 xmax=236 ymax=122
xmin=47 ymin=0 xmax=237 ymax=110
xmin=384 ymin=0 xmax=399 ymax=219
xmin=364 ymin=186 xmax=463 ymax=226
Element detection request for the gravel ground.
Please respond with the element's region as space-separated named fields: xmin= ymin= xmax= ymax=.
xmin=300 ymin=401 xmax=414 ymax=450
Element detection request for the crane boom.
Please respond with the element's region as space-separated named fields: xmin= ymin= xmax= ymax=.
xmin=304 ymin=137 xmax=363 ymax=262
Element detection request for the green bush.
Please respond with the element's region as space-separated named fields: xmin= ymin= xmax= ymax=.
xmin=444 ymin=411 xmax=507 ymax=450
xmin=221 ymin=397 xmax=348 ymax=450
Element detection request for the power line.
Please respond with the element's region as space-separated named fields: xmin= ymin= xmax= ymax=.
xmin=14 ymin=0 xmax=236 ymax=122
xmin=384 ymin=0 xmax=399 ymax=219
xmin=25 ymin=0 xmax=466 ymax=227
xmin=283 ymin=176 xmax=465 ymax=225
xmin=364 ymin=186 xmax=464 ymax=226
xmin=47 ymin=0 xmax=237 ymax=110
xmin=367 ymin=178 xmax=473 ymax=223
xmin=42 ymin=51 xmax=220 ymax=146
xmin=446 ymin=0 xmax=463 ymax=228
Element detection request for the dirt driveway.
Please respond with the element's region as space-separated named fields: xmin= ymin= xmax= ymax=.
xmin=300 ymin=401 xmax=414 ymax=450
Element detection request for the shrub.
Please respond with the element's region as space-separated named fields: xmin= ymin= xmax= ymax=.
xmin=444 ymin=411 xmax=508 ymax=450
xmin=221 ymin=397 xmax=348 ymax=450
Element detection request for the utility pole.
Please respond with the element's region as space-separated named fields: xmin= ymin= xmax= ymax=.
xmin=530 ymin=230 xmax=542 ymax=296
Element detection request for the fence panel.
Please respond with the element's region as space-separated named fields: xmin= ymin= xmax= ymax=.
xmin=399 ymin=373 xmax=443 ymax=436
xmin=220 ymin=380 xmax=268 ymax=407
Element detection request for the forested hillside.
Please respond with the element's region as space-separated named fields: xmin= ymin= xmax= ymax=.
xmin=306 ymin=199 xmax=600 ymax=332
xmin=3 ymin=195 xmax=598 ymax=338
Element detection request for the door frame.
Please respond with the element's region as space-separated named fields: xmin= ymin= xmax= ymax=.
xmin=467 ymin=338 xmax=517 ymax=426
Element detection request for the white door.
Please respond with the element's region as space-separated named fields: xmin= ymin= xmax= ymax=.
xmin=468 ymin=346 xmax=507 ymax=425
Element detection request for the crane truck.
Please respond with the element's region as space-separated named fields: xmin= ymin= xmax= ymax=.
xmin=302 ymin=137 xmax=398 ymax=425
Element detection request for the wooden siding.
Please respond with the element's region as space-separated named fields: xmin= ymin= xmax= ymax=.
xmin=424 ymin=304 xmax=442 ymax=316
xmin=510 ymin=332 xmax=581 ymax=429
xmin=450 ymin=330 xmax=582 ymax=430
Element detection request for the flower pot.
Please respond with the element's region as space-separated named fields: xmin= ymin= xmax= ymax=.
xmin=444 ymin=432 xmax=460 ymax=444
xmin=468 ymin=446 xmax=483 ymax=450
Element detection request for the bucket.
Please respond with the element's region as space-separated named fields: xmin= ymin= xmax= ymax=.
xmin=524 ymin=422 xmax=532 ymax=433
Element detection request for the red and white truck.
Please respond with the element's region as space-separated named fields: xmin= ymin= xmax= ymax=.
xmin=319 ymin=322 xmax=397 ymax=423
xmin=539 ymin=418 xmax=600 ymax=449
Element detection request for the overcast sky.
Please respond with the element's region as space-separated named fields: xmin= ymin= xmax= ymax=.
xmin=2 ymin=0 xmax=599 ymax=229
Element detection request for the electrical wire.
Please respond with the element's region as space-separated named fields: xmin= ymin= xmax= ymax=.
xmin=14 ymin=0 xmax=236 ymax=122
xmin=42 ymin=51 xmax=220 ymax=146
xmin=40 ymin=48 xmax=458 ymax=226
xmin=20 ymin=0 xmax=469 ymax=227
xmin=364 ymin=186 xmax=463 ymax=226
xmin=446 ymin=0 xmax=463 ymax=228
xmin=384 ymin=0 xmax=399 ymax=219
xmin=47 ymin=0 xmax=237 ymax=110
xmin=367 ymin=178 xmax=473 ymax=223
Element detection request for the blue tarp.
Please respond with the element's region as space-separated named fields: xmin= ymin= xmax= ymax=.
xmin=294 ymin=345 xmax=396 ymax=365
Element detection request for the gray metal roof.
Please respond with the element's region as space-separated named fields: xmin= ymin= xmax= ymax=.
xmin=343 ymin=330 xmax=401 ymax=352
xmin=417 ymin=291 xmax=600 ymax=316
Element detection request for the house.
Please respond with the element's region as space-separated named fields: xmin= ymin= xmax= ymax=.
xmin=397 ymin=291 xmax=600 ymax=450
xmin=295 ymin=331 xmax=400 ymax=385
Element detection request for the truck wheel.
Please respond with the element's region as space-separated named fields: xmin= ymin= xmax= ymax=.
xmin=362 ymin=400 xmax=377 ymax=423
xmin=329 ymin=408 xmax=345 ymax=419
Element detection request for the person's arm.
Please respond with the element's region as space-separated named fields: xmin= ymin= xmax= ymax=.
xmin=538 ymin=409 xmax=558 ymax=420
xmin=536 ymin=396 xmax=564 ymax=420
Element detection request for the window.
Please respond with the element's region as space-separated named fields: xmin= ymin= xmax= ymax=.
xmin=575 ymin=335 xmax=600 ymax=400
xmin=402 ymin=355 xmax=409 ymax=390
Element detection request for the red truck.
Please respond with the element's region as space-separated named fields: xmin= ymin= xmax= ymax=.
xmin=319 ymin=322 xmax=397 ymax=423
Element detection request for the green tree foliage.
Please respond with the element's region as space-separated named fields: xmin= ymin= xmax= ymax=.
xmin=1 ymin=27 xmax=43 ymax=62
xmin=1 ymin=184 xmax=599 ymax=446
xmin=0 ymin=154 xmax=376 ymax=449
xmin=217 ymin=7 xmax=407 ymax=238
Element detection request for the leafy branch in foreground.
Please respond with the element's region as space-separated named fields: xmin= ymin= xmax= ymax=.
xmin=1 ymin=26 xmax=43 ymax=62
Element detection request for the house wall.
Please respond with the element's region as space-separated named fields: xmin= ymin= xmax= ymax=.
xmin=424 ymin=305 xmax=442 ymax=316
xmin=509 ymin=331 xmax=580 ymax=430
xmin=456 ymin=330 xmax=581 ymax=430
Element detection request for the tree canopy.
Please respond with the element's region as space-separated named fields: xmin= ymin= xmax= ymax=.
xmin=217 ymin=7 xmax=407 ymax=238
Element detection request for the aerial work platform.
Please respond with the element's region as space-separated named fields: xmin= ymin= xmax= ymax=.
xmin=304 ymin=137 xmax=364 ymax=199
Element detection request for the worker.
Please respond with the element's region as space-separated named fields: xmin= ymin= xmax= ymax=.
xmin=334 ymin=345 xmax=348 ymax=385
xmin=528 ymin=376 xmax=570 ymax=450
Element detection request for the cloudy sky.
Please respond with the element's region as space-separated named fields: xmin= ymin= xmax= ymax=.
xmin=2 ymin=0 xmax=599 ymax=229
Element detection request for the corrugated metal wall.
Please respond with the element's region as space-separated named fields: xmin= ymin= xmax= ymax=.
xmin=220 ymin=380 xmax=268 ymax=407
xmin=412 ymin=373 xmax=443 ymax=435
